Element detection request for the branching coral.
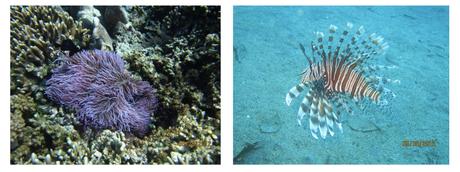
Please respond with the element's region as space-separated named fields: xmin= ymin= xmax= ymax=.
xmin=11 ymin=6 xmax=90 ymax=84
xmin=10 ymin=6 xmax=91 ymax=164
xmin=45 ymin=50 xmax=158 ymax=136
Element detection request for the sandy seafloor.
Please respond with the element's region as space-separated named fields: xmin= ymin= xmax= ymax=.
xmin=233 ymin=6 xmax=449 ymax=164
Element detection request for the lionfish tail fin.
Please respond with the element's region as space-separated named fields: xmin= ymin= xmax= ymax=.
xmin=286 ymin=83 xmax=307 ymax=106
xmin=378 ymin=87 xmax=397 ymax=106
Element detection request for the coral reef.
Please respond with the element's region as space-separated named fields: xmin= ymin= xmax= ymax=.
xmin=116 ymin=6 xmax=221 ymax=122
xmin=75 ymin=6 xmax=114 ymax=51
xmin=45 ymin=50 xmax=158 ymax=136
xmin=10 ymin=6 xmax=90 ymax=164
xmin=11 ymin=6 xmax=90 ymax=94
xmin=11 ymin=6 xmax=220 ymax=164
xmin=114 ymin=6 xmax=221 ymax=164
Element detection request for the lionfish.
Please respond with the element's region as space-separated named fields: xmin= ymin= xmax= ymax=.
xmin=285 ymin=22 xmax=391 ymax=139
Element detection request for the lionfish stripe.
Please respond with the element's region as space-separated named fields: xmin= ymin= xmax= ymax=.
xmin=369 ymin=90 xmax=375 ymax=101
xmin=363 ymin=87 xmax=371 ymax=98
xmin=351 ymin=26 xmax=366 ymax=55
xmin=360 ymin=33 xmax=386 ymax=56
xmin=352 ymin=73 xmax=364 ymax=96
xmin=323 ymin=99 xmax=335 ymax=131
xmin=316 ymin=62 xmax=322 ymax=78
xmin=358 ymin=80 xmax=369 ymax=98
xmin=338 ymin=65 xmax=349 ymax=92
xmin=291 ymin=23 xmax=389 ymax=139
xmin=309 ymin=103 xmax=320 ymax=139
xmin=371 ymin=90 xmax=380 ymax=102
xmin=328 ymin=36 xmax=333 ymax=43
xmin=300 ymin=100 xmax=309 ymax=112
xmin=316 ymin=32 xmax=325 ymax=54
xmin=344 ymin=69 xmax=357 ymax=93
xmin=351 ymin=73 xmax=362 ymax=97
xmin=359 ymin=78 xmax=370 ymax=99
xmin=332 ymin=111 xmax=339 ymax=121
xmin=286 ymin=83 xmax=306 ymax=106
xmin=296 ymin=84 xmax=305 ymax=92
xmin=353 ymin=73 xmax=366 ymax=98
xmin=317 ymin=101 xmax=328 ymax=139
xmin=319 ymin=122 xmax=328 ymax=139
xmin=286 ymin=92 xmax=295 ymax=105
xmin=331 ymin=53 xmax=338 ymax=84
xmin=323 ymin=59 xmax=330 ymax=88
xmin=326 ymin=114 xmax=334 ymax=127
xmin=350 ymin=72 xmax=365 ymax=97
xmin=322 ymin=50 xmax=328 ymax=76
xmin=329 ymin=128 xmax=335 ymax=136
xmin=328 ymin=25 xmax=337 ymax=50
xmin=334 ymin=56 xmax=343 ymax=88
xmin=334 ymin=54 xmax=351 ymax=92
xmin=341 ymin=63 xmax=356 ymax=92
xmin=297 ymin=100 xmax=307 ymax=126
xmin=368 ymin=90 xmax=375 ymax=101
xmin=299 ymin=43 xmax=314 ymax=68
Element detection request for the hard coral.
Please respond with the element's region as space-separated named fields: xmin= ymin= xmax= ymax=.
xmin=10 ymin=6 xmax=90 ymax=81
xmin=10 ymin=6 xmax=91 ymax=164
xmin=45 ymin=50 xmax=158 ymax=136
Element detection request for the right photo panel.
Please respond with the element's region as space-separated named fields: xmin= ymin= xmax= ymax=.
xmin=233 ymin=6 xmax=449 ymax=164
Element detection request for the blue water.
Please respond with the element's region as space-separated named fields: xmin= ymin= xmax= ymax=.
xmin=233 ymin=6 xmax=449 ymax=164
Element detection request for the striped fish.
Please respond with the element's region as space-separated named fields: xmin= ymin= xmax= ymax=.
xmin=286 ymin=22 xmax=389 ymax=139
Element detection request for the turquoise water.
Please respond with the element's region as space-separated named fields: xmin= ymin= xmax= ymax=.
xmin=233 ymin=6 xmax=449 ymax=164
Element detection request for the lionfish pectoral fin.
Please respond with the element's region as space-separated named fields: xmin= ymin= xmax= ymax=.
xmin=337 ymin=122 xmax=343 ymax=133
xmin=297 ymin=107 xmax=305 ymax=126
xmin=309 ymin=116 xmax=319 ymax=140
xmin=319 ymin=117 xmax=328 ymax=139
xmin=325 ymin=100 xmax=342 ymax=137
xmin=318 ymin=99 xmax=329 ymax=139
xmin=297 ymin=91 xmax=314 ymax=126
xmin=285 ymin=83 xmax=307 ymax=106
xmin=310 ymin=98 xmax=343 ymax=139
xmin=328 ymin=127 xmax=335 ymax=136
xmin=308 ymin=97 xmax=320 ymax=139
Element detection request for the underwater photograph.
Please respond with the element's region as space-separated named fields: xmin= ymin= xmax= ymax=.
xmin=10 ymin=6 xmax=220 ymax=164
xmin=233 ymin=6 xmax=448 ymax=164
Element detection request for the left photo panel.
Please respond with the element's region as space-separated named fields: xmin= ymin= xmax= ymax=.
xmin=10 ymin=6 xmax=221 ymax=164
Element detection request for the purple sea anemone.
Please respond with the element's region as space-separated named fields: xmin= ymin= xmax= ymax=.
xmin=45 ymin=50 xmax=158 ymax=136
